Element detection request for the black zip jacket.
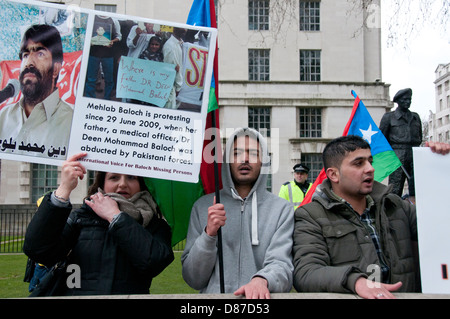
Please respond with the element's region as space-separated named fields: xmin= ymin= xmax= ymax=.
xmin=23 ymin=193 xmax=174 ymax=295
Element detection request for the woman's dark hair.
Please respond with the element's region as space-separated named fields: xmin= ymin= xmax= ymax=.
xmin=86 ymin=171 xmax=148 ymax=198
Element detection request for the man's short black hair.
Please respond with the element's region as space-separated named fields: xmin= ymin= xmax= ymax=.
xmin=323 ymin=135 xmax=371 ymax=170
xmin=19 ymin=24 xmax=63 ymax=64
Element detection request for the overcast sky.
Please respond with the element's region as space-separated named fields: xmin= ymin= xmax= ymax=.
xmin=381 ymin=1 xmax=450 ymax=120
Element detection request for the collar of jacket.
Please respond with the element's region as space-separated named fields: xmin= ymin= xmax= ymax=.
xmin=313 ymin=179 xmax=393 ymax=211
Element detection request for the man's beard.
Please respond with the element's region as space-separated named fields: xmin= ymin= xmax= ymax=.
xmin=19 ymin=66 xmax=54 ymax=105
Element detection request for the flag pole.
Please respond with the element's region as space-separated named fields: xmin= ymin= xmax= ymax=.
xmin=188 ymin=0 xmax=224 ymax=294
xmin=208 ymin=0 xmax=224 ymax=293
xmin=210 ymin=0 xmax=224 ymax=294
xmin=211 ymin=110 xmax=225 ymax=293
xmin=401 ymin=165 xmax=411 ymax=180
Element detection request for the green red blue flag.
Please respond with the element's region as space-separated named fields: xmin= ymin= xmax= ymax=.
xmin=187 ymin=0 xmax=219 ymax=113
xmin=301 ymin=91 xmax=401 ymax=206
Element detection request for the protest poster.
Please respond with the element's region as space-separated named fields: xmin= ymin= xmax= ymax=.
xmin=0 ymin=0 xmax=217 ymax=183
xmin=413 ymin=147 xmax=450 ymax=294
xmin=0 ymin=0 xmax=86 ymax=165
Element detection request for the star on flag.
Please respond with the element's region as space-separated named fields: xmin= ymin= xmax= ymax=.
xmin=359 ymin=124 xmax=378 ymax=144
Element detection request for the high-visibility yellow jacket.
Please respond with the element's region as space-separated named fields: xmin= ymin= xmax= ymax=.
xmin=278 ymin=181 xmax=313 ymax=208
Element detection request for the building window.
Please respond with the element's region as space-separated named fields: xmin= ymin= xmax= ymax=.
xmin=94 ymin=4 xmax=117 ymax=13
xmin=88 ymin=170 xmax=96 ymax=188
xmin=301 ymin=153 xmax=322 ymax=182
xmin=249 ymin=49 xmax=270 ymax=81
xmin=248 ymin=107 xmax=271 ymax=137
xmin=300 ymin=1 xmax=320 ymax=31
xmin=31 ymin=164 xmax=58 ymax=204
xmin=249 ymin=0 xmax=269 ymax=31
xmin=300 ymin=50 xmax=321 ymax=82
xmin=299 ymin=108 xmax=322 ymax=138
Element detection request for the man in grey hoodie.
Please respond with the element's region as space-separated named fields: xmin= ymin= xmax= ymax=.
xmin=181 ymin=128 xmax=294 ymax=298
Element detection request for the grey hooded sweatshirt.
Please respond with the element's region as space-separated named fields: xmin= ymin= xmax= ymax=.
xmin=181 ymin=128 xmax=294 ymax=294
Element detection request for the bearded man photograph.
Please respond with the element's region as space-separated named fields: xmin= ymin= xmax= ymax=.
xmin=0 ymin=24 xmax=73 ymax=157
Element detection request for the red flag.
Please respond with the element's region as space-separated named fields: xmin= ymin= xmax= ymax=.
xmin=300 ymin=94 xmax=365 ymax=207
xmin=300 ymin=168 xmax=326 ymax=207
xmin=199 ymin=0 xmax=221 ymax=194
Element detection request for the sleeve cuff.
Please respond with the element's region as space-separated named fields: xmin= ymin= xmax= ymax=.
xmin=108 ymin=212 xmax=123 ymax=228
xmin=50 ymin=191 xmax=71 ymax=207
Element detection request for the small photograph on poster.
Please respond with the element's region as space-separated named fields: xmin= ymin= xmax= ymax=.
xmin=70 ymin=11 xmax=217 ymax=183
xmin=83 ymin=16 xmax=213 ymax=113
xmin=0 ymin=0 xmax=87 ymax=163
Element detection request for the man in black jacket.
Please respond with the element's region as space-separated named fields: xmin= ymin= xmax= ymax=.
xmin=293 ymin=136 xmax=449 ymax=299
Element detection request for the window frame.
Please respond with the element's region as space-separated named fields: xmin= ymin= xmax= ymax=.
xmin=30 ymin=164 xmax=59 ymax=204
xmin=248 ymin=0 xmax=270 ymax=31
xmin=94 ymin=4 xmax=117 ymax=13
xmin=248 ymin=107 xmax=271 ymax=137
xmin=300 ymin=49 xmax=321 ymax=82
xmin=301 ymin=153 xmax=322 ymax=182
xmin=249 ymin=49 xmax=270 ymax=81
xmin=299 ymin=0 xmax=321 ymax=31
xmin=299 ymin=107 xmax=322 ymax=138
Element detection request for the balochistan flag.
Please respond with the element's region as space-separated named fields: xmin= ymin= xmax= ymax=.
xmin=144 ymin=0 xmax=221 ymax=246
xmin=301 ymin=90 xmax=402 ymax=206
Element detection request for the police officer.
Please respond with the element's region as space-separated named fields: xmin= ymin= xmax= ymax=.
xmin=278 ymin=164 xmax=313 ymax=208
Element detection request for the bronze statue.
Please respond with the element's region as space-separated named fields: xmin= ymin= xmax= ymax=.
xmin=380 ymin=88 xmax=422 ymax=202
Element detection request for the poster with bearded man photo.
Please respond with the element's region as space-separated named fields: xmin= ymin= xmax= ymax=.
xmin=0 ymin=0 xmax=86 ymax=164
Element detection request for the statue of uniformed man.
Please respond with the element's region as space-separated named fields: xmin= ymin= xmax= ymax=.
xmin=380 ymin=88 xmax=422 ymax=202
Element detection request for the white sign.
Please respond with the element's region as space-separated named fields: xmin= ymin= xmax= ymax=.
xmin=0 ymin=0 xmax=217 ymax=183
xmin=414 ymin=147 xmax=450 ymax=294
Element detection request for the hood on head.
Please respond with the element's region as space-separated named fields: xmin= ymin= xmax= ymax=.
xmin=221 ymin=128 xmax=271 ymax=246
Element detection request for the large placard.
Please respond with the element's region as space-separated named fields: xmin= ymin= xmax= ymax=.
xmin=0 ymin=0 xmax=217 ymax=183
xmin=413 ymin=147 xmax=450 ymax=294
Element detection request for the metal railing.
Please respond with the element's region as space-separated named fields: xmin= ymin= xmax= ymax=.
xmin=0 ymin=209 xmax=34 ymax=253
xmin=0 ymin=206 xmax=187 ymax=254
